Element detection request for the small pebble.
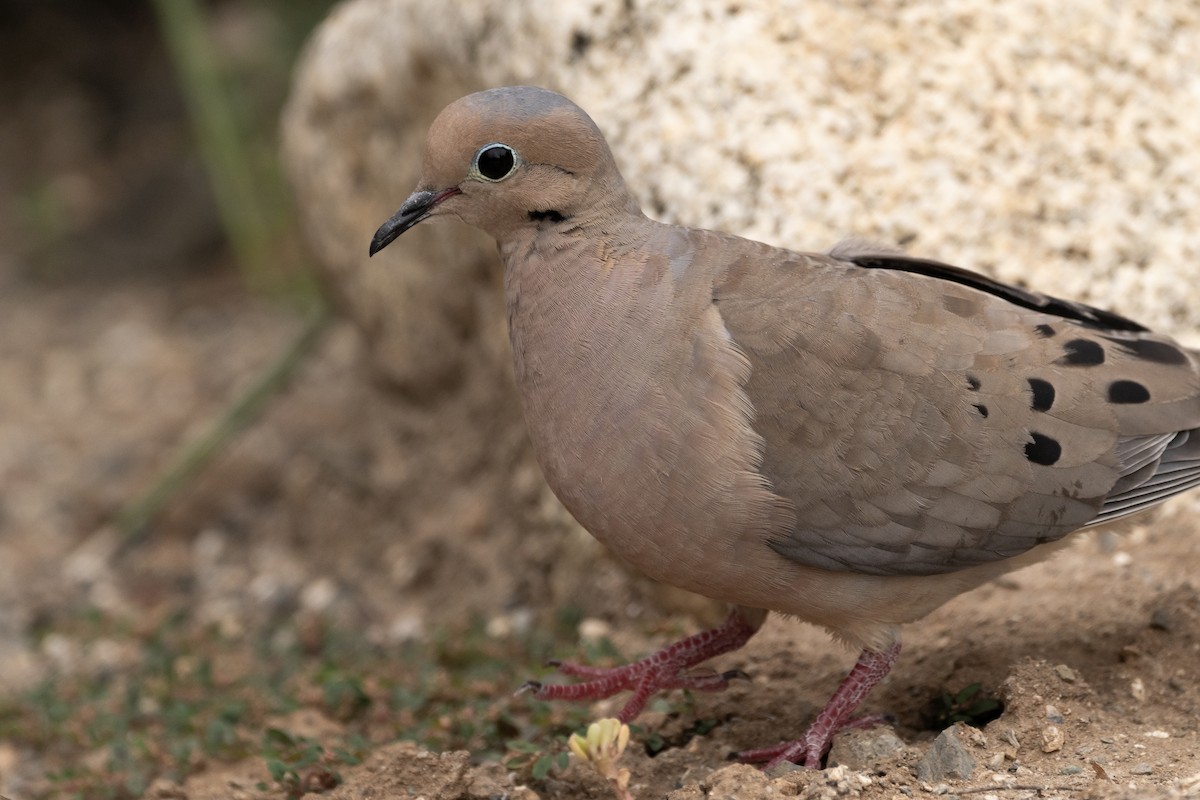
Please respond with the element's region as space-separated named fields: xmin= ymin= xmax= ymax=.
xmin=300 ymin=576 xmax=338 ymax=612
xmin=578 ymin=617 xmax=612 ymax=641
xmin=917 ymin=724 xmax=977 ymax=782
xmin=764 ymin=760 xmax=804 ymax=777
xmin=1131 ymin=763 xmax=1153 ymax=775
xmin=1054 ymin=664 xmax=1077 ymax=683
xmin=1149 ymin=608 xmax=1174 ymax=631
xmin=1041 ymin=725 xmax=1065 ymax=753
xmin=387 ymin=614 xmax=424 ymax=642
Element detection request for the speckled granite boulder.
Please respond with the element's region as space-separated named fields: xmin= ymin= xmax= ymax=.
xmin=284 ymin=0 xmax=1199 ymax=393
xmin=280 ymin=0 xmax=1200 ymax=620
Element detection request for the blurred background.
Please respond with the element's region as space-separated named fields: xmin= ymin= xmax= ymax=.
xmin=0 ymin=2 xmax=583 ymax=797
xmin=2 ymin=0 xmax=331 ymax=285
xmin=0 ymin=4 xmax=638 ymax=796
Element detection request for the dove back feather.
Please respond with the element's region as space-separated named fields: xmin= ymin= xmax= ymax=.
xmin=713 ymin=245 xmax=1200 ymax=575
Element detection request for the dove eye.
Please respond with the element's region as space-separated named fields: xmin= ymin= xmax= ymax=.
xmin=473 ymin=143 xmax=520 ymax=181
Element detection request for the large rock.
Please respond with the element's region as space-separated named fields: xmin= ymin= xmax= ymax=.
xmin=281 ymin=0 xmax=1200 ymax=622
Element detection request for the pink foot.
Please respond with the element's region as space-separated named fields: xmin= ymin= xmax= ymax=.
xmin=519 ymin=609 xmax=760 ymax=722
xmin=737 ymin=642 xmax=901 ymax=769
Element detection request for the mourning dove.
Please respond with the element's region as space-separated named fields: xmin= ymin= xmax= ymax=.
xmin=369 ymin=86 xmax=1200 ymax=768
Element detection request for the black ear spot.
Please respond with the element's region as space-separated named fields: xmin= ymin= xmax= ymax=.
xmin=973 ymin=403 xmax=989 ymax=418
xmin=1034 ymin=324 xmax=1056 ymax=338
xmin=966 ymin=374 xmax=981 ymax=391
xmin=1057 ymin=339 xmax=1105 ymax=366
xmin=528 ymin=209 xmax=568 ymax=223
xmin=1027 ymin=378 xmax=1055 ymax=412
xmin=1108 ymin=380 xmax=1151 ymax=404
xmin=1025 ymin=432 xmax=1062 ymax=466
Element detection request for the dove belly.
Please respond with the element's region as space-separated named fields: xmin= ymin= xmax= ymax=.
xmin=505 ymin=250 xmax=800 ymax=609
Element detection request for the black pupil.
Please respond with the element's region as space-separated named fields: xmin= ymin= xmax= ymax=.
xmin=478 ymin=146 xmax=515 ymax=180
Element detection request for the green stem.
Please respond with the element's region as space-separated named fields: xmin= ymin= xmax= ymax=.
xmin=116 ymin=308 xmax=330 ymax=541
xmin=151 ymin=0 xmax=275 ymax=286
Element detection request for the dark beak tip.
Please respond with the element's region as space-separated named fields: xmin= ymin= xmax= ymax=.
xmin=367 ymin=214 xmax=410 ymax=258
xmin=367 ymin=231 xmax=391 ymax=258
xmin=368 ymin=188 xmax=444 ymax=257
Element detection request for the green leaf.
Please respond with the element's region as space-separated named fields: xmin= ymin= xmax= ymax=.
xmin=332 ymin=746 xmax=363 ymax=766
xmin=967 ymin=698 xmax=1001 ymax=716
xmin=265 ymin=758 xmax=289 ymax=781
xmin=643 ymin=731 xmax=667 ymax=755
xmin=264 ymin=727 xmax=298 ymax=748
xmin=505 ymin=739 xmax=542 ymax=753
xmin=531 ymin=754 xmax=555 ymax=780
xmin=955 ymin=683 xmax=983 ymax=704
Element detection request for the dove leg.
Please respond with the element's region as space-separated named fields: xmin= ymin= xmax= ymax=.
xmin=737 ymin=641 xmax=901 ymax=769
xmin=520 ymin=607 xmax=763 ymax=722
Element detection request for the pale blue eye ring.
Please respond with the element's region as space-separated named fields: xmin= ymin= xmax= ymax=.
xmin=472 ymin=143 xmax=521 ymax=181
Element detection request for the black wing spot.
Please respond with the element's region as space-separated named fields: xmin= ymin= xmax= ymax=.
xmin=1034 ymin=324 xmax=1056 ymax=338
xmin=1028 ymin=378 xmax=1056 ymax=412
xmin=966 ymin=374 xmax=981 ymax=391
xmin=1025 ymin=432 xmax=1062 ymax=466
xmin=1104 ymin=337 xmax=1189 ymax=366
xmin=973 ymin=403 xmax=989 ymax=418
xmin=1058 ymin=338 xmax=1105 ymax=366
xmin=1108 ymin=380 xmax=1151 ymax=404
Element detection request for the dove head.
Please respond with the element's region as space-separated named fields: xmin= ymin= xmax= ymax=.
xmin=370 ymin=86 xmax=637 ymax=254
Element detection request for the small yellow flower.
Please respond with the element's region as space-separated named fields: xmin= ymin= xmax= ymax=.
xmin=568 ymin=718 xmax=633 ymax=799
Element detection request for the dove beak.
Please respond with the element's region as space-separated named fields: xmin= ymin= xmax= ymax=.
xmin=369 ymin=187 xmax=461 ymax=256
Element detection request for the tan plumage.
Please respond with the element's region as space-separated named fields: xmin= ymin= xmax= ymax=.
xmin=369 ymin=86 xmax=1200 ymax=767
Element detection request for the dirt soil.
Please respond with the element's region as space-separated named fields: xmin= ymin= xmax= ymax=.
xmin=2 ymin=5 xmax=1200 ymax=800
xmin=152 ymin=510 xmax=1200 ymax=800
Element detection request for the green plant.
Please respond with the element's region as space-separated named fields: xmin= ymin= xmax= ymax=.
xmin=925 ymin=682 xmax=1004 ymax=729
xmin=261 ymin=727 xmax=360 ymax=799
xmin=504 ymin=737 xmax=569 ymax=780
xmin=568 ymin=719 xmax=634 ymax=800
